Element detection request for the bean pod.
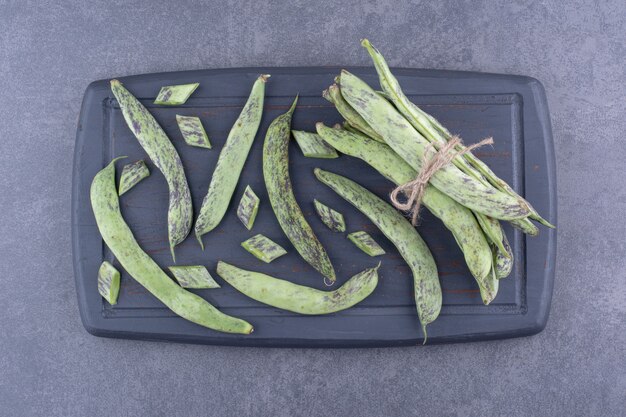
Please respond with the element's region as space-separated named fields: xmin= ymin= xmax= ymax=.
xmin=263 ymin=97 xmax=336 ymax=284
xmin=217 ymin=261 xmax=379 ymax=315
xmin=111 ymin=80 xmax=193 ymax=262
xmin=194 ymin=75 xmax=269 ymax=248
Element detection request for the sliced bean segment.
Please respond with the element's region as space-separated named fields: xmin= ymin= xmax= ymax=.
xmin=316 ymin=123 xmax=492 ymax=285
xmin=176 ymin=115 xmax=211 ymax=149
xmin=241 ymin=234 xmax=287 ymax=263
xmin=314 ymin=168 xmax=440 ymax=339
xmin=98 ymin=261 xmax=120 ymax=305
xmin=348 ymin=231 xmax=385 ymax=256
xmin=292 ymin=130 xmax=338 ymax=159
xmin=194 ymin=75 xmax=269 ymax=248
xmin=314 ymin=199 xmax=345 ymax=232
xmin=168 ymin=265 xmax=220 ymax=289
xmin=237 ymin=185 xmax=260 ymax=230
xmin=263 ymin=97 xmax=336 ymax=283
xmin=338 ymin=70 xmax=530 ymax=221
xmin=154 ymin=83 xmax=199 ymax=105
xmin=217 ymin=261 xmax=379 ymax=315
xmin=91 ymin=159 xmax=252 ymax=334
xmin=111 ymin=80 xmax=193 ymax=262
xmin=118 ymin=160 xmax=150 ymax=196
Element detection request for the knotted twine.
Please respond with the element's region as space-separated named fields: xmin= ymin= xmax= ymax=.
xmin=390 ymin=136 xmax=494 ymax=225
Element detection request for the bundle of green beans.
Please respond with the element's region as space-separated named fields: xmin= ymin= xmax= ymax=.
xmin=319 ymin=39 xmax=553 ymax=301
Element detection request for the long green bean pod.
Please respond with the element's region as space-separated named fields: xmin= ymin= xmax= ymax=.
xmin=90 ymin=159 xmax=253 ymax=334
xmin=361 ymin=39 xmax=553 ymax=229
xmin=314 ymin=168 xmax=440 ymax=339
xmin=263 ymin=98 xmax=336 ymax=284
xmin=337 ymin=70 xmax=530 ymax=221
xmin=316 ymin=123 xmax=493 ymax=290
xmin=217 ymin=261 xmax=379 ymax=315
xmin=111 ymin=80 xmax=193 ymax=262
xmin=194 ymin=75 xmax=269 ymax=248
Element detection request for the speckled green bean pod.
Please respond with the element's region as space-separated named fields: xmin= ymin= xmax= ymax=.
xmin=337 ymin=70 xmax=530 ymax=221
xmin=316 ymin=123 xmax=493 ymax=292
xmin=263 ymin=97 xmax=336 ymax=284
xmin=314 ymin=168 xmax=440 ymax=339
xmin=217 ymin=261 xmax=379 ymax=315
xmin=91 ymin=159 xmax=252 ymax=334
xmin=111 ymin=80 xmax=192 ymax=262
xmin=194 ymin=75 xmax=269 ymax=248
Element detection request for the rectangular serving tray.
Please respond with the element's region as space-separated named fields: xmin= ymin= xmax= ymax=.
xmin=72 ymin=67 xmax=556 ymax=347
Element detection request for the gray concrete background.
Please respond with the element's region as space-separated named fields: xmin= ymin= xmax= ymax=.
xmin=0 ymin=0 xmax=624 ymax=416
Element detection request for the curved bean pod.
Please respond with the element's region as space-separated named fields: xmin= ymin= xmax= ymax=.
xmin=314 ymin=168 xmax=440 ymax=339
xmin=263 ymin=97 xmax=336 ymax=283
xmin=111 ymin=80 xmax=192 ymax=262
xmin=195 ymin=75 xmax=269 ymax=248
xmin=316 ymin=123 xmax=493 ymax=287
xmin=338 ymin=70 xmax=530 ymax=221
xmin=216 ymin=261 xmax=379 ymax=315
xmin=91 ymin=158 xmax=253 ymax=334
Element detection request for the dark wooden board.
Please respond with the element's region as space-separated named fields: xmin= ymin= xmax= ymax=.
xmin=72 ymin=67 xmax=556 ymax=347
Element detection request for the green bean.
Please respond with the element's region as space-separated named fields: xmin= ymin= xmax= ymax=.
xmin=236 ymin=185 xmax=260 ymax=230
xmin=361 ymin=39 xmax=554 ymax=229
xmin=168 ymin=265 xmax=220 ymax=289
xmin=118 ymin=160 xmax=150 ymax=196
xmin=111 ymin=80 xmax=192 ymax=262
xmin=313 ymin=199 xmax=345 ymax=232
xmin=98 ymin=261 xmax=120 ymax=305
xmin=91 ymin=158 xmax=252 ymax=334
xmin=494 ymin=232 xmax=514 ymax=279
xmin=154 ymin=83 xmax=199 ymax=105
xmin=316 ymin=123 xmax=492 ymax=285
xmin=241 ymin=234 xmax=287 ymax=263
xmin=263 ymin=97 xmax=336 ymax=284
xmin=217 ymin=261 xmax=379 ymax=315
xmin=176 ymin=115 xmax=211 ymax=149
xmin=323 ymin=84 xmax=385 ymax=142
xmin=314 ymin=168 xmax=440 ymax=339
xmin=347 ymin=231 xmax=385 ymax=256
xmin=194 ymin=75 xmax=268 ymax=248
xmin=292 ymin=130 xmax=338 ymax=159
xmin=337 ymin=70 xmax=530 ymax=221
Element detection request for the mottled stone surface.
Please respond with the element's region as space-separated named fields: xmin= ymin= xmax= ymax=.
xmin=0 ymin=1 xmax=624 ymax=416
